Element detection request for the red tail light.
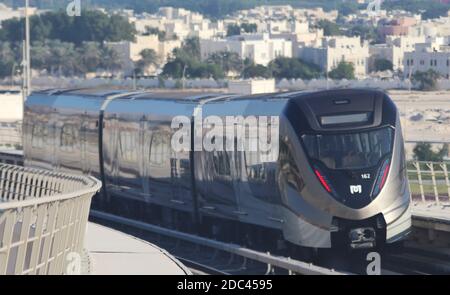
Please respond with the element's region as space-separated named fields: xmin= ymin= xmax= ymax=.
xmin=379 ymin=163 xmax=390 ymax=190
xmin=372 ymin=159 xmax=390 ymax=196
xmin=314 ymin=169 xmax=332 ymax=193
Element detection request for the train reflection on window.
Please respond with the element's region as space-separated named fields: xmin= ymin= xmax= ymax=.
xmin=31 ymin=123 xmax=48 ymax=149
xmin=279 ymin=141 xmax=304 ymax=192
xmin=245 ymin=151 xmax=267 ymax=181
xmin=119 ymin=130 xmax=138 ymax=162
xmin=60 ymin=124 xmax=79 ymax=152
xmin=149 ymin=131 xmax=170 ymax=167
xmin=213 ymin=150 xmax=231 ymax=176
xmin=302 ymin=127 xmax=394 ymax=170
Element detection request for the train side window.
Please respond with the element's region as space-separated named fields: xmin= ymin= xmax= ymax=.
xmin=60 ymin=124 xmax=79 ymax=152
xmin=279 ymin=141 xmax=305 ymax=192
xmin=245 ymin=151 xmax=267 ymax=182
xmin=119 ymin=130 xmax=138 ymax=162
xmin=149 ymin=131 xmax=170 ymax=167
xmin=213 ymin=151 xmax=231 ymax=176
xmin=31 ymin=123 xmax=47 ymax=149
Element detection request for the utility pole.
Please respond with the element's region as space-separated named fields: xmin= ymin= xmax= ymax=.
xmin=25 ymin=0 xmax=31 ymax=98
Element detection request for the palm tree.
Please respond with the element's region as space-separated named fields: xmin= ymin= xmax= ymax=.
xmin=135 ymin=49 xmax=160 ymax=76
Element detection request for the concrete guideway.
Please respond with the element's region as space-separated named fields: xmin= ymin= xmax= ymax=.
xmin=83 ymin=223 xmax=191 ymax=275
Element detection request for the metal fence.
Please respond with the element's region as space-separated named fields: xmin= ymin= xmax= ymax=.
xmin=408 ymin=161 xmax=450 ymax=207
xmin=0 ymin=164 xmax=101 ymax=275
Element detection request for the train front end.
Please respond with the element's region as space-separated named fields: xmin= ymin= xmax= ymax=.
xmin=281 ymin=89 xmax=412 ymax=250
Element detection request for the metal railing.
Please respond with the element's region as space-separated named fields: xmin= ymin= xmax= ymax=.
xmin=91 ymin=210 xmax=349 ymax=275
xmin=0 ymin=164 xmax=101 ymax=275
xmin=408 ymin=161 xmax=450 ymax=207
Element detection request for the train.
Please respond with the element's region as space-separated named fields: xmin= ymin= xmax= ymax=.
xmin=23 ymin=88 xmax=412 ymax=253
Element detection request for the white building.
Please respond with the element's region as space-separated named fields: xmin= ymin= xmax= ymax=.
xmin=200 ymin=33 xmax=292 ymax=66
xmin=298 ymin=36 xmax=369 ymax=78
xmin=403 ymin=41 xmax=450 ymax=79
xmin=228 ymin=79 xmax=276 ymax=95
xmin=106 ymin=35 xmax=181 ymax=76
xmin=369 ymin=35 xmax=426 ymax=72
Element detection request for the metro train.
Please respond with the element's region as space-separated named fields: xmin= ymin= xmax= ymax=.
xmin=23 ymin=88 xmax=412 ymax=252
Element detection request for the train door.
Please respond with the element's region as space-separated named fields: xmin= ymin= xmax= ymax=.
xmin=198 ymin=143 xmax=240 ymax=220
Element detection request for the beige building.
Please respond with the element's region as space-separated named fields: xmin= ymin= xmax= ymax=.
xmin=107 ymin=35 xmax=181 ymax=75
xmin=200 ymin=33 xmax=292 ymax=66
xmin=369 ymin=35 xmax=426 ymax=72
xmin=403 ymin=41 xmax=450 ymax=79
xmin=298 ymin=36 xmax=369 ymax=78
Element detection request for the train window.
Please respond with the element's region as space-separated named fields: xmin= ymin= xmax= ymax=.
xmin=119 ymin=130 xmax=138 ymax=162
xmin=60 ymin=124 xmax=79 ymax=152
xmin=245 ymin=151 xmax=267 ymax=181
xmin=31 ymin=123 xmax=47 ymax=149
xmin=213 ymin=150 xmax=231 ymax=176
xmin=302 ymin=127 xmax=394 ymax=170
xmin=149 ymin=132 xmax=170 ymax=166
xmin=279 ymin=141 xmax=305 ymax=192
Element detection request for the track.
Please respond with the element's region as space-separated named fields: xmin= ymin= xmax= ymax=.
xmin=90 ymin=210 xmax=450 ymax=275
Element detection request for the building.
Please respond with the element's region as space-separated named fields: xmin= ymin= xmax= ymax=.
xmin=228 ymin=79 xmax=276 ymax=95
xmin=369 ymin=36 xmax=426 ymax=72
xmin=403 ymin=40 xmax=450 ymax=78
xmin=106 ymin=35 xmax=181 ymax=76
xmin=200 ymin=33 xmax=292 ymax=66
xmin=378 ymin=17 xmax=418 ymax=41
xmin=298 ymin=36 xmax=369 ymax=78
xmin=0 ymin=3 xmax=38 ymax=25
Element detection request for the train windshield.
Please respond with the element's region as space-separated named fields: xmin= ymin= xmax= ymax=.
xmin=302 ymin=127 xmax=394 ymax=170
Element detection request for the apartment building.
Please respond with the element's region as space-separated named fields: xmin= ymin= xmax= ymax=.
xmin=200 ymin=33 xmax=292 ymax=66
xmin=106 ymin=35 xmax=181 ymax=76
xmin=298 ymin=36 xmax=369 ymax=78
xmin=369 ymin=35 xmax=426 ymax=71
xmin=404 ymin=40 xmax=450 ymax=78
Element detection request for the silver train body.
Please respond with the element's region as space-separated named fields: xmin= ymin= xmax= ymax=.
xmin=24 ymin=88 xmax=412 ymax=249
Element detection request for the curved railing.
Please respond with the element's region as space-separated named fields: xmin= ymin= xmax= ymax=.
xmin=0 ymin=164 xmax=101 ymax=275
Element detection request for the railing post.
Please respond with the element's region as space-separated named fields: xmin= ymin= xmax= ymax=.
xmin=414 ymin=162 xmax=426 ymax=203
xmin=426 ymin=162 xmax=440 ymax=206
xmin=441 ymin=163 xmax=450 ymax=204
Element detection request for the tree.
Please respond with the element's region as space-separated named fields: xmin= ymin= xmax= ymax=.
xmin=78 ymin=42 xmax=102 ymax=73
xmin=227 ymin=24 xmax=241 ymax=37
xmin=269 ymin=57 xmax=321 ymax=80
xmin=374 ymin=58 xmax=393 ymax=72
xmin=328 ymin=61 xmax=355 ymax=80
xmin=145 ymin=26 xmax=168 ymax=41
xmin=0 ymin=10 xmax=136 ymax=44
xmin=317 ymin=20 xmax=342 ymax=36
xmin=175 ymin=37 xmax=201 ymax=60
xmin=413 ymin=143 xmax=449 ymax=162
xmin=135 ymin=49 xmax=160 ymax=75
xmin=241 ymin=23 xmax=257 ymax=33
xmin=0 ymin=42 xmax=15 ymax=78
xmin=207 ymin=51 xmax=244 ymax=76
xmin=412 ymin=69 xmax=441 ymax=91
xmin=242 ymin=62 xmax=272 ymax=79
xmin=100 ymin=46 xmax=123 ymax=75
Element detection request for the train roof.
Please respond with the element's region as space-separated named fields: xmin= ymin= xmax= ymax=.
xmin=33 ymin=87 xmax=389 ymax=103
